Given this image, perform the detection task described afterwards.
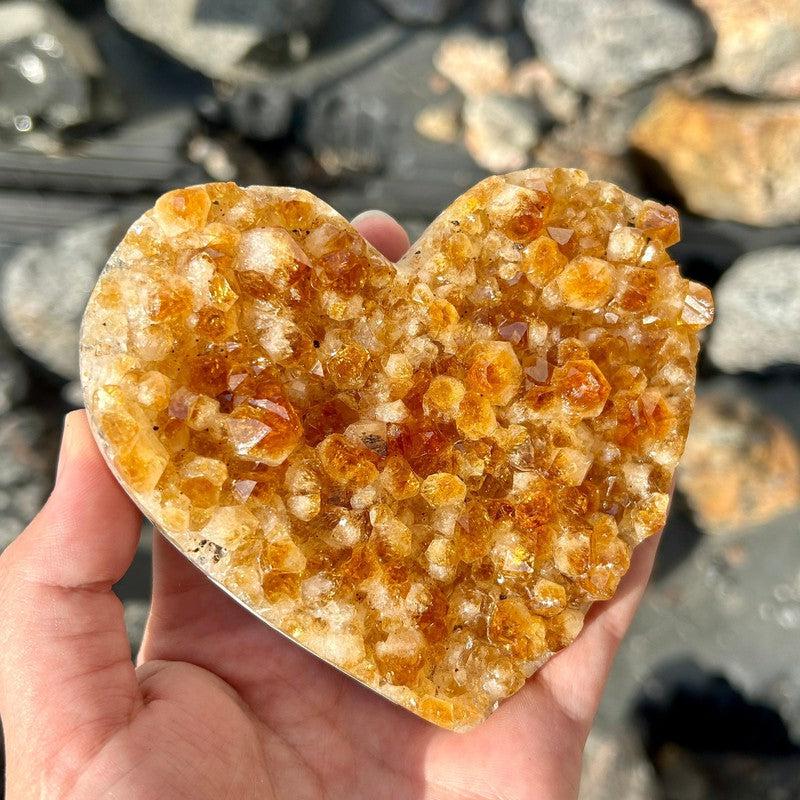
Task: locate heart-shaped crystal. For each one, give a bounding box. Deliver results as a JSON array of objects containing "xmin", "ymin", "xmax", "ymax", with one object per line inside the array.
[{"xmin": 80, "ymin": 168, "xmax": 713, "ymax": 731}]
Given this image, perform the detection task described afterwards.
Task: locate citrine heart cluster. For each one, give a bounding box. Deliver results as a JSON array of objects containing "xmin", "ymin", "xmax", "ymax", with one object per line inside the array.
[{"xmin": 80, "ymin": 168, "xmax": 713, "ymax": 730}]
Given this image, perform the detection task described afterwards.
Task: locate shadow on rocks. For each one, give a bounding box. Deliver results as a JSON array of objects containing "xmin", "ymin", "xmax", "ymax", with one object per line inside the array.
[{"xmin": 635, "ymin": 658, "xmax": 800, "ymax": 800}]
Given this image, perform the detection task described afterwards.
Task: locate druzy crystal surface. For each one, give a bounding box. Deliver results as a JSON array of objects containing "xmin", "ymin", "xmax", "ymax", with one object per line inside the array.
[{"xmin": 80, "ymin": 169, "xmax": 713, "ymax": 730}]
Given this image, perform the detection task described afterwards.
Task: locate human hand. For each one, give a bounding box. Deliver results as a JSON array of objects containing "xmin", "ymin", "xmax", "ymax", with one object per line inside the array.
[{"xmin": 0, "ymin": 211, "xmax": 660, "ymax": 800}]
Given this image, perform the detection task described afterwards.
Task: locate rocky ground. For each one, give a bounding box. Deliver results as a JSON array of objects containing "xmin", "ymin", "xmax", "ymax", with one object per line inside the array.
[{"xmin": 1, "ymin": 0, "xmax": 800, "ymax": 796}]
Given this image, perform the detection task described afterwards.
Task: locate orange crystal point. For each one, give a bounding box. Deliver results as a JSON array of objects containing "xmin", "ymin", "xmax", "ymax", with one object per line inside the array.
[{"xmin": 80, "ymin": 170, "xmax": 712, "ymax": 731}]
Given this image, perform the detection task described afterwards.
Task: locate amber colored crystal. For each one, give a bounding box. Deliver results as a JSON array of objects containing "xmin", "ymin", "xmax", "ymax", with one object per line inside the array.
[{"xmin": 80, "ymin": 169, "xmax": 712, "ymax": 731}]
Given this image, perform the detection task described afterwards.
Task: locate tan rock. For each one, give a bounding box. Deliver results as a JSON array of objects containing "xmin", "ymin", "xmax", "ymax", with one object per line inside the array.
[
  {"xmin": 630, "ymin": 90, "xmax": 800, "ymax": 226},
  {"xmin": 695, "ymin": 0, "xmax": 800, "ymax": 98},
  {"xmin": 414, "ymin": 102, "xmax": 461, "ymax": 144},
  {"xmin": 678, "ymin": 392, "xmax": 800, "ymax": 534},
  {"xmin": 433, "ymin": 33, "xmax": 511, "ymax": 97}
]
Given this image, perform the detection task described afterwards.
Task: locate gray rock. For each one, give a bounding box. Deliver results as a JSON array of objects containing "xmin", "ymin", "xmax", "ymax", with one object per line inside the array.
[
  {"xmin": 226, "ymin": 84, "xmax": 294, "ymax": 141},
  {"xmin": 0, "ymin": 342, "xmax": 28, "ymax": 415},
  {"xmin": 523, "ymin": 0, "xmax": 710, "ymax": 95},
  {"xmin": 579, "ymin": 727, "xmax": 662, "ymax": 800},
  {"xmin": 0, "ymin": 215, "xmax": 128, "ymax": 380},
  {"xmin": 0, "ymin": 409, "xmax": 52, "ymax": 551},
  {"xmin": 372, "ymin": 0, "xmax": 464, "ymax": 25},
  {"xmin": 707, "ymin": 247, "xmax": 800, "ymax": 373},
  {"xmin": 463, "ymin": 93, "xmax": 540, "ymax": 172},
  {"xmin": 303, "ymin": 87, "xmax": 392, "ymax": 175},
  {"xmin": 0, "ymin": 0, "xmax": 102, "ymax": 138},
  {"xmin": 107, "ymin": 0, "xmax": 333, "ymax": 81}
]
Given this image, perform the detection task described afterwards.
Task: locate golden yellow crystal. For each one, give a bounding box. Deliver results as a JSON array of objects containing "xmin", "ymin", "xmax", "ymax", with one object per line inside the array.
[{"xmin": 80, "ymin": 169, "xmax": 712, "ymax": 731}]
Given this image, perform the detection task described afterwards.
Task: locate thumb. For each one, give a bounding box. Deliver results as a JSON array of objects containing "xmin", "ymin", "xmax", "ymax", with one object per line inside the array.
[{"xmin": 0, "ymin": 411, "xmax": 142, "ymax": 779}]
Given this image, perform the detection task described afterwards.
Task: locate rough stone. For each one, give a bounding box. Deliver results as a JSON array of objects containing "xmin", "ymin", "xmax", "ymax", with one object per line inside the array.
[
  {"xmin": 107, "ymin": 0, "xmax": 333, "ymax": 81},
  {"xmin": 0, "ymin": 342, "xmax": 28, "ymax": 415},
  {"xmin": 463, "ymin": 93, "xmax": 540, "ymax": 172},
  {"xmin": 433, "ymin": 33, "xmax": 511, "ymax": 97},
  {"xmin": 80, "ymin": 171, "xmax": 710, "ymax": 729},
  {"xmin": 372, "ymin": 0, "xmax": 464, "ymax": 25},
  {"xmin": 303, "ymin": 87, "xmax": 392, "ymax": 175},
  {"xmin": 678, "ymin": 391, "xmax": 800, "ymax": 534},
  {"xmin": 0, "ymin": 409, "xmax": 52, "ymax": 551},
  {"xmin": 432, "ymin": 36, "xmax": 575, "ymax": 172},
  {"xmin": 695, "ymin": 0, "xmax": 800, "ymax": 98},
  {"xmin": 523, "ymin": 0, "xmax": 710, "ymax": 96},
  {"xmin": 631, "ymin": 91, "xmax": 800, "ymax": 226},
  {"xmin": 0, "ymin": 0, "xmax": 103, "ymax": 138},
  {"xmin": 511, "ymin": 59, "xmax": 581, "ymax": 125},
  {"xmin": 579, "ymin": 726, "xmax": 662, "ymax": 800},
  {"xmin": 414, "ymin": 101, "xmax": 461, "ymax": 144},
  {"xmin": 224, "ymin": 84, "xmax": 295, "ymax": 141},
  {"xmin": 707, "ymin": 247, "xmax": 800, "ymax": 372},
  {"xmin": 0, "ymin": 215, "xmax": 128, "ymax": 380}
]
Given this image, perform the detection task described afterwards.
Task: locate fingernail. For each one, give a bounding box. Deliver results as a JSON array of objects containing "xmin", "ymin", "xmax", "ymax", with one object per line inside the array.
[
  {"xmin": 55, "ymin": 413, "xmax": 79, "ymax": 483},
  {"xmin": 351, "ymin": 209, "xmax": 395, "ymax": 226}
]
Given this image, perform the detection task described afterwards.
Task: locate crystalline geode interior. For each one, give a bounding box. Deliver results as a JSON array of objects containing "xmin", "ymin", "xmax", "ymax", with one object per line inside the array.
[{"xmin": 80, "ymin": 168, "xmax": 713, "ymax": 731}]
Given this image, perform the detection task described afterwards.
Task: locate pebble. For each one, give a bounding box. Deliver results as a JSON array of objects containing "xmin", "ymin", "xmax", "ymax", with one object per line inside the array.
[
  {"xmin": 707, "ymin": 248, "xmax": 800, "ymax": 372},
  {"xmin": 631, "ymin": 91, "xmax": 800, "ymax": 226},
  {"xmin": 0, "ymin": 409, "xmax": 52, "ymax": 551},
  {"xmin": 678, "ymin": 390, "xmax": 800, "ymax": 534},
  {"xmin": 463, "ymin": 93, "xmax": 540, "ymax": 172},
  {"xmin": 414, "ymin": 101, "xmax": 461, "ymax": 144},
  {"xmin": 107, "ymin": 0, "xmax": 333, "ymax": 80},
  {"xmin": 303, "ymin": 87, "xmax": 392, "ymax": 175},
  {"xmin": 434, "ymin": 33, "xmax": 511, "ymax": 97},
  {"xmin": 694, "ymin": 0, "xmax": 800, "ymax": 98},
  {"xmin": 0, "ymin": 0, "xmax": 102, "ymax": 139},
  {"xmin": 0, "ymin": 215, "xmax": 128, "ymax": 380},
  {"xmin": 523, "ymin": 0, "xmax": 710, "ymax": 95}
]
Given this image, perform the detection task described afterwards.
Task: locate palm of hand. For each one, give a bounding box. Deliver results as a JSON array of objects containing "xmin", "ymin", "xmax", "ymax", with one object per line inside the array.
[
  {"xmin": 55, "ymin": 519, "xmax": 654, "ymax": 800},
  {"xmin": 0, "ymin": 215, "xmax": 659, "ymax": 800},
  {"xmin": 1, "ymin": 407, "xmax": 657, "ymax": 800}
]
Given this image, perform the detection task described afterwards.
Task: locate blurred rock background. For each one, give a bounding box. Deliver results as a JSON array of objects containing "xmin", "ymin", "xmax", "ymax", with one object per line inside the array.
[{"xmin": 1, "ymin": 0, "xmax": 800, "ymax": 796}]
